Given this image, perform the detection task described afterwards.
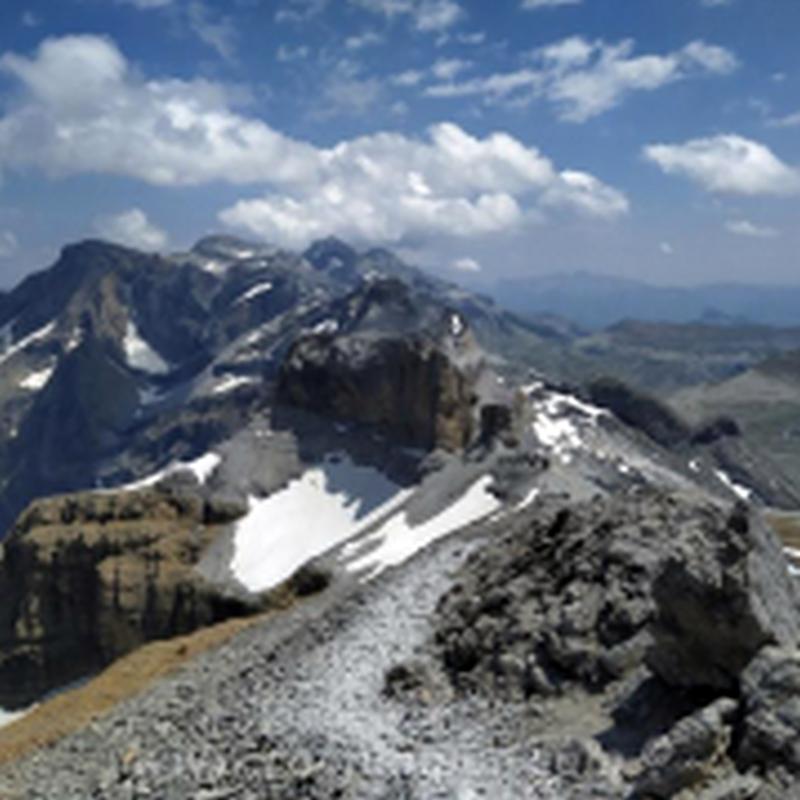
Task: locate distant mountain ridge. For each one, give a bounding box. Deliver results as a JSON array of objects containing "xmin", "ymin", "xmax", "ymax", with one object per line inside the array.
[{"xmin": 489, "ymin": 271, "xmax": 800, "ymax": 329}]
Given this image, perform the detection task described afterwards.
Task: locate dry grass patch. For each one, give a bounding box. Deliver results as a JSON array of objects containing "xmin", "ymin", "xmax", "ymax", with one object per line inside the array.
[
  {"xmin": 766, "ymin": 511, "xmax": 800, "ymax": 553},
  {"xmin": 0, "ymin": 612, "xmax": 267, "ymax": 767}
]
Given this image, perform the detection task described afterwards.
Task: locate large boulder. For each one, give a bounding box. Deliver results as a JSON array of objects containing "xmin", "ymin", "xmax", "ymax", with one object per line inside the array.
[
  {"xmin": 647, "ymin": 502, "xmax": 800, "ymax": 691},
  {"xmin": 427, "ymin": 490, "xmax": 799, "ymax": 699}
]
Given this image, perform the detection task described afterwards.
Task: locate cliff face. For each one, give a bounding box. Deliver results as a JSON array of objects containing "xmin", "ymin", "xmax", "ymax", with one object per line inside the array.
[
  {"xmin": 278, "ymin": 332, "xmax": 476, "ymax": 452},
  {"xmin": 0, "ymin": 486, "xmax": 249, "ymax": 710}
]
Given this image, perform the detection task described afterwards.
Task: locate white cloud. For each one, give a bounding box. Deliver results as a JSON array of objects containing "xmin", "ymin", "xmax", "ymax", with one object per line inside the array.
[
  {"xmin": 116, "ymin": 0, "xmax": 236, "ymax": 59},
  {"xmin": 659, "ymin": 241, "xmax": 674, "ymax": 255},
  {"xmin": 318, "ymin": 60, "xmax": 383, "ymax": 116},
  {"xmin": 425, "ymin": 36, "xmax": 738, "ymax": 122},
  {"xmin": 345, "ymin": 31, "xmax": 384, "ymax": 50},
  {"xmin": 220, "ymin": 122, "xmax": 628, "ymax": 248},
  {"xmin": 725, "ymin": 219, "xmax": 779, "ymax": 239},
  {"xmin": 0, "ymin": 231, "xmax": 18, "ymax": 259},
  {"xmin": 415, "ymin": 0, "xmax": 463, "ymax": 31},
  {"xmin": 431, "ymin": 58, "xmax": 471, "ymax": 81},
  {"xmin": 644, "ymin": 135, "xmax": 800, "ymax": 195},
  {"xmin": 457, "ymin": 31, "xmax": 486, "ymax": 45},
  {"xmin": 185, "ymin": 1, "xmax": 237, "ymax": 61},
  {"xmin": 350, "ymin": 0, "xmax": 464, "ymax": 32},
  {"xmin": 522, "ymin": 0, "xmax": 582, "ymax": 8},
  {"xmin": 540, "ymin": 170, "xmax": 630, "ymax": 219},
  {"xmin": 541, "ymin": 38, "xmax": 737, "ymax": 122},
  {"xmin": 277, "ymin": 44, "xmax": 311, "ymax": 62},
  {"xmin": 93, "ymin": 208, "xmax": 169, "ymax": 251},
  {"xmin": 275, "ymin": 0, "xmax": 328, "ymax": 23},
  {"xmin": 392, "ymin": 69, "xmax": 425, "ymax": 87},
  {"xmin": 21, "ymin": 11, "xmax": 41, "ymax": 27},
  {"xmin": 0, "ymin": 35, "xmax": 320, "ymax": 186},
  {"xmin": 767, "ymin": 110, "xmax": 800, "ymax": 128},
  {"xmin": 0, "ymin": 36, "xmax": 627, "ymax": 252},
  {"xmin": 450, "ymin": 256, "xmax": 481, "ymax": 272}
]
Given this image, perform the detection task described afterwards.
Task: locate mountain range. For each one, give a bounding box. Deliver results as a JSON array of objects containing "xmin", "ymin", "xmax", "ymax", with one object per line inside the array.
[
  {"xmin": 0, "ymin": 236, "xmax": 799, "ymax": 797},
  {"xmin": 477, "ymin": 271, "xmax": 800, "ymax": 330}
]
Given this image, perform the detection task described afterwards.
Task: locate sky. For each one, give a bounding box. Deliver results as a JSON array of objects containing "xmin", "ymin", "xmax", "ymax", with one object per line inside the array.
[{"xmin": 0, "ymin": 0, "xmax": 798, "ymax": 288}]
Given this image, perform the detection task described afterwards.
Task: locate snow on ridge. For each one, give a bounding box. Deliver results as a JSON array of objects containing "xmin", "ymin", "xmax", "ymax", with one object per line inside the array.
[
  {"xmin": 108, "ymin": 452, "xmax": 222, "ymax": 493},
  {"xmin": 19, "ymin": 365, "xmax": 55, "ymax": 391},
  {"xmin": 312, "ymin": 319, "xmax": 339, "ymax": 336},
  {"xmin": 123, "ymin": 321, "xmax": 170, "ymax": 375},
  {"xmin": 714, "ymin": 469, "xmax": 754, "ymax": 502},
  {"xmin": 232, "ymin": 455, "xmax": 413, "ymax": 593},
  {"xmin": 0, "ymin": 704, "xmax": 34, "ymax": 731},
  {"xmin": 235, "ymin": 281, "xmax": 273, "ymax": 305},
  {"xmin": 528, "ymin": 386, "xmax": 607, "ymax": 465},
  {"xmin": 0, "ymin": 321, "xmax": 56, "ymax": 367},
  {"xmin": 211, "ymin": 374, "xmax": 258, "ymax": 395},
  {"xmin": 346, "ymin": 476, "xmax": 501, "ymax": 580}
]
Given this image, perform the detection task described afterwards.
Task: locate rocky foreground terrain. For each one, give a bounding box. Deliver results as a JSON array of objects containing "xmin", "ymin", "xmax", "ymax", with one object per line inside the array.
[
  {"xmin": 1, "ymin": 236, "xmax": 800, "ymax": 797},
  {"xmin": 2, "ymin": 488, "xmax": 800, "ymax": 798}
]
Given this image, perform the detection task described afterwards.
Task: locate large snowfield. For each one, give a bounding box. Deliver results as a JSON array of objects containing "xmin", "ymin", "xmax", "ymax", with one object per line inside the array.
[{"xmin": 231, "ymin": 455, "xmax": 413, "ymax": 593}]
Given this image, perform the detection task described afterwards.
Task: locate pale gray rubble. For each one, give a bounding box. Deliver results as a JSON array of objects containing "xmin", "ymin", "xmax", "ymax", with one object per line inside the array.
[{"xmin": 0, "ymin": 512, "xmax": 618, "ymax": 799}]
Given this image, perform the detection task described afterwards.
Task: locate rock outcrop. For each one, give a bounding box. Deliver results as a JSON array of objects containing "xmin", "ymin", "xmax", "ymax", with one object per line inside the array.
[
  {"xmin": 278, "ymin": 331, "xmax": 476, "ymax": 452},
  {"xmin": 416, "ymin": 489, "xmax": 800, "ymax": 796},
  {"xmin": 0, "ymin": 484, "xmax": 250, "ymax": 710}
]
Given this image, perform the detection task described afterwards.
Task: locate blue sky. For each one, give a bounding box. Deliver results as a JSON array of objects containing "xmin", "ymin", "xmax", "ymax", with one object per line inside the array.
[{"xmin": 0, "ymin": 0, "xmax": 798, "ymax": 287}]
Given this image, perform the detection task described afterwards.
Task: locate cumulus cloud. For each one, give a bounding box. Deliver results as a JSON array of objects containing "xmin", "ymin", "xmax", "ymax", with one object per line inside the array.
[
  {"xmin": 540, "ymin": 170, "xmax": 630, "ymax": 219},
  {"xmin": 425, "ymin": 36, "xmax": 738, "ymax": 121},
  {"xmin": 725, "ymin": 219, "xmax": 779, "ymax": 239},
  {"xmin": 0, "ymin": 36, "xmax": 627, "ymax": 251},
  {"xmin": 0, "ymin": 35, "xmax": 320, "ymax": 186},
  {"xmin": 93, "ymin": 208, "xmax": 169, "ymax": 251},
  {"xmin": 0, "ymin": 231, "xmax": 18, "ymax": 259},
  {"xmin": 219, "ymin": 123, "xmax": 628, "ymax": 248},
  {"xmin": 644, "ymin": 135, "xmax": 800, "ymax": 195}
]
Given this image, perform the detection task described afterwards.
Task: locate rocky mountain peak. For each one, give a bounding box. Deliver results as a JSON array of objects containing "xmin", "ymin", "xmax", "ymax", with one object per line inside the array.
[{"xmin": 303, "ymin": 236, "xmax": 358, "ymax": 272}]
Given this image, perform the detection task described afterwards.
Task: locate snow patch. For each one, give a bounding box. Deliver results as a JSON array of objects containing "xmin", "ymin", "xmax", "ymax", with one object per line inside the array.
[
  {"xmin": 312, "ymin": 319, "xmax": 339, "ymax": 336},
  {"xmin": 0, "ymin": 705, "xmax": 33, "ymax": 730},
  {"xmin": 529, "ymin": 388, "xmax": 607, "ymax": 464},
  {"xmin": 516, "ymin": 486, "xmax": 540, "ymax": 511},
  {"xmin": 0, "ymin": 321, "xmax": 56, "ymax": 366},
  {"xmin": 232, "ymin": 455, "xmax": 412, "ymax": 593},
  {"xmin": 450, "ymin": 313, "xmax": 464, "ymax": 337},
  {"xmin": 689, "ymin": 459, "xmax": 701, "ymax": 473},
  {"xmin": 65, "ymin": 328, "xmax": 82, "ymax": 353},
  {"xmin": 347, "ymin": 476, "xmax": 501, "ymax": 579},
  {"xmin": 19, "ymin": 365, "xmax": 55, "ymax": 390},
  {"xmin": 123, "ymin": 322, "xmax": 170, "ymax": 375},
  {"xmin": 211, "ymin": 374, "xmax": 258, "ymax": 395},
  {"xmin": 235, "ymin": 281, "xmax": 273, "ymax": 305},
  {"xmin": 114, "ymin": 452, "xmax": 222, "ymax": 493},
  {"xmin": 714, "ymin": 469, "xmax": 754, "ymax": 501}
]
